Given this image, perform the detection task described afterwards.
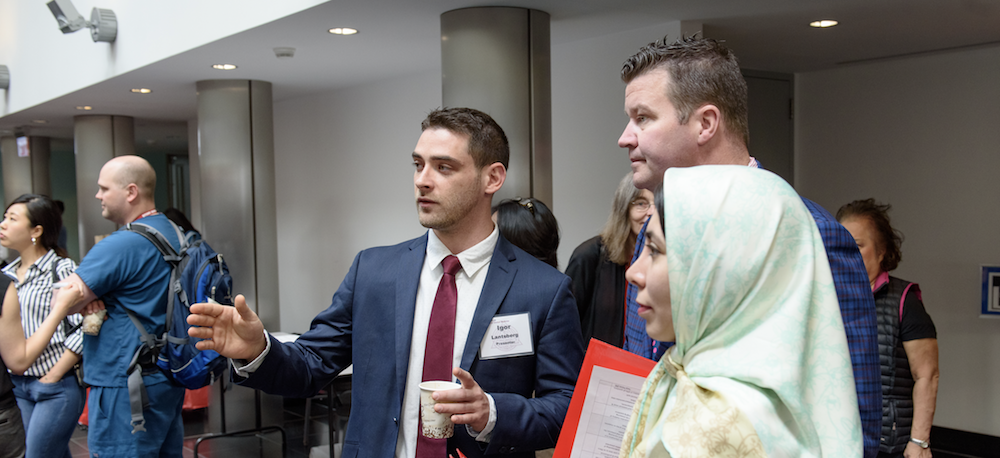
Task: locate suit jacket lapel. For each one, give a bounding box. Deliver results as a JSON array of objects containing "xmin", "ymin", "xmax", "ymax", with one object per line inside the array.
[
  {"xmin": 460, "ymin": 235, "xmax": 517, "ymax": 370},
  {"xmin": 395, "ymin": 234, "xmax": 427, "ymax": 392}
]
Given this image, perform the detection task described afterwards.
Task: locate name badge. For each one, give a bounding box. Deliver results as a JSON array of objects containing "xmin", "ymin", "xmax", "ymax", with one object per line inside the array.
[{"xmin": 479, "ymin": 312, "xmax": 533, "ymax": 360}]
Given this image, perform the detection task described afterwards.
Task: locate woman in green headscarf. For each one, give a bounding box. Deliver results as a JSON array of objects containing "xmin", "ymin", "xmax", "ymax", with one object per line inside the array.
[{"xmin": 621, "ymin": 166, "xmax": 861, "ymax": 458}]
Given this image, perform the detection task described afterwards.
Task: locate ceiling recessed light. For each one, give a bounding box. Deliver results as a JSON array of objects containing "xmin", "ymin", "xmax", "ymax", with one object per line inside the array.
[
  {"xmin": 810, "ymin": 20, "xmax": 838, "ymax": 28},
  {"xmin": 76, "ymin": 106, "xmax": 93, "ymax": 110},
  {"xmin": 328, "ymin": 27, "xmax": 358, "ymax": 35},
  {"xmin": 212, "ymin": 64, "xmax": 238, "ymax": 70},
  {"xmin": 130, "ymin": 88, "xmax": 152, "ymax": 94},
  {"xmin": 32, "ymin": 119, "xmax": 48, "ymax": 124}
]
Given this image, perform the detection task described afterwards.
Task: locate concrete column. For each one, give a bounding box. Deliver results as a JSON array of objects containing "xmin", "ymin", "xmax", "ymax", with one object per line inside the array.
[
  {"xmin": 195, "ymin": 80, "xmax": 279, "ymax": 329},
  {"xmin": 441, "ymin": 7, "xmax": 552, "ymax": 205},
  {"xmin": 1, "ymin": 136, "xmax": 52, "ymax": 202},
  {"xmin": 195, "ymin": 79, "xmax": 281, "ymax": 433},
  {"xmin": 31, "ymin": 137, "xmax": 52, "ymax": 198},
  {"xmin": 1, "ymin": 136, "xmax": 31, "ymax": 202},
  {"xmin": 186, "ymin": 118, "xmax": 202, "ymax": 231},
  {"xmin": 73, "ymin": 115, "xmax": 134, "ymax": 257}
]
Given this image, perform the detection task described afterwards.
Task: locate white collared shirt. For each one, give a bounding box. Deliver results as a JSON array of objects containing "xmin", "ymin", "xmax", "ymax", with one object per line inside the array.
[
  {"xmin": 395, "ymin": 226, "xmax": 499, "ymax": 457},
  {"xmin": 2, "ymin": 250, "xmax": 81, "ymax": 376}
]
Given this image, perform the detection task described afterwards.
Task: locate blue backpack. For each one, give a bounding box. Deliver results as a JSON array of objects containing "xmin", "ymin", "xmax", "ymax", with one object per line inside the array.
[{"xmin": 124, "ymin": 220, "xmax": 234, "ymax": 390}]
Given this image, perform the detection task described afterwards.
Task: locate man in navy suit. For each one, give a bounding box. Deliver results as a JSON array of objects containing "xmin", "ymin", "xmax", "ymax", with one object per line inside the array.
[{"xmin": 189, "ymin": 107, "xmax": 585, "ymax": 458}]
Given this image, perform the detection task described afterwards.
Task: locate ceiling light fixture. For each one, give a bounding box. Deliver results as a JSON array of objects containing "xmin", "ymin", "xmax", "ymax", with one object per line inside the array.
[
  {"xmin": 130, "ymin": 88, "xmax": 152, "ymax": 93},
  {"xmin": 328, "ymin": 27, "xmax": 358, "ymax": 35},
  {"xmin": 32, "ymin": 120, "xmax": 48, "ymax": 124},
  {"xmin": 212, "ymin": 64, "xmax": 237, "ymax": 70},
  {"xmin": 810, "ymin": 19, "xmax": 838, "ymax": 28},
  {"xmin": 76, "ymin": 106, "xmax": 92, "ymax": 110}
]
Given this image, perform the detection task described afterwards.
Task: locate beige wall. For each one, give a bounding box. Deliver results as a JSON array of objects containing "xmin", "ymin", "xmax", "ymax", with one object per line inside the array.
[
  {"xmin": 795, "ymin": 44, "xmax": 1000, "ymax": 434},
  {"xmin": 272, "ymin": 69, "xmax": 440, "ymax": 330}
]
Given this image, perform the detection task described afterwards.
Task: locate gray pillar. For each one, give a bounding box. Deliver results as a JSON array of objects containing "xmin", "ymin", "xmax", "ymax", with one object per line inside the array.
[
  {"xmin": 441, "ymin": 7, "xmax": 552, "ymax": 205},
  {"xmin": 1, "ymin": 136, "xmax": 52, "ymax": 201},
  {"xmin": 1, "ymin": 136, "xmax": 31, "ymax": 202},
  {"xmin": 73, "ymin": 115, "xmax": 135, "ymax": 257},
  {"xmin": 31, "ymin": 137, "xmax": 52, "ymax": 198},
  {"xmin": 195, "ymin": 80, "xmax": 279, "ymax": 330},
  {"xmin": 186, "ymin": 118, "xmax": 202, "ymax": 231},
  {"xmin": 196, "ymin": 79, "xmax": 281, "ymax": 433}
]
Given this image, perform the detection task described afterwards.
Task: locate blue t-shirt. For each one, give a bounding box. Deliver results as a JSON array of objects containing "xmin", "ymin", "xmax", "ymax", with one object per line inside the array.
[{"xmin": 75, "ymin": 214, "xmax": 180, "ymax": 387}]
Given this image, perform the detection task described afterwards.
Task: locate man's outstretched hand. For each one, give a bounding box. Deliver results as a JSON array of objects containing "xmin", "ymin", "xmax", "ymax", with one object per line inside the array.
[{"xmin": 188, "ymin": 294, "xmax": 267, "ymax": 361}]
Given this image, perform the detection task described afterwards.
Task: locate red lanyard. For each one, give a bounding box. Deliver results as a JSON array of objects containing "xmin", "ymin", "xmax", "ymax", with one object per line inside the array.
[{"xmin": 131, "ymin": 209, "xmax": 158, "ymax": 223}]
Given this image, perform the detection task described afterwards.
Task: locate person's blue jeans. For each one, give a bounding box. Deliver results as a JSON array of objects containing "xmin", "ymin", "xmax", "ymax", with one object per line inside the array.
[{"xmin": 10, "ymin": 373, "xmax": 85, "ymax": 458}]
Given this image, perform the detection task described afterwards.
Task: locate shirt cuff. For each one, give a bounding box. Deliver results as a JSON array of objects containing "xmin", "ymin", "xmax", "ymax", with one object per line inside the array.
[
  {"xmin": 465, "ymin": 393, "xmax": 497, "ymax": 442},
  {"xmin": 231, "ymin": 329, "xmax": 271, "ymax": 377}
]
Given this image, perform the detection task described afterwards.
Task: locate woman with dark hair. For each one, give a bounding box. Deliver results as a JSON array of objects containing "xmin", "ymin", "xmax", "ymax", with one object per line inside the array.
[
  {"xmin": 492, "ymin": 197, "xmax": 560, "ymax": 269},
  {"xmin": 0, "ymin": 194, "xmax": 84, "ymax": 458},
  {"xmin": 163, "ymin": 207, "xmax": 198, "ymax": 235},
  {"xmin": 838, "ymin": 199, "xmax": 938, "ymax": 458},
  {"xmin": 621, "ymin": 166, "xmax": 860, "ymax": 457},
  {"xmin": 565, "ymin": 173, "xmax": 652, "ymax": 346}
]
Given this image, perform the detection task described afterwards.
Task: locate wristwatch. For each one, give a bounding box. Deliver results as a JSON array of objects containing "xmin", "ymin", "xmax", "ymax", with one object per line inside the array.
[{"xmin": 909, "ymin": 437, "xmax": 930, "ymax": 449}]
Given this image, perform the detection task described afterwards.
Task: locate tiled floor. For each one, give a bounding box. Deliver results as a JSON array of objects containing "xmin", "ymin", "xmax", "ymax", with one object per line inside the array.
[{"xmin": 68, "ymin": 397, "xmax": 334, "ymax": 458}]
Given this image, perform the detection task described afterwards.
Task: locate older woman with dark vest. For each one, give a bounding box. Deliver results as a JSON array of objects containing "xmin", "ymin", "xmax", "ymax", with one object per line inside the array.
[{"xmin": 838, "ymin": 199, "xmax": 939, "ymax": 458}]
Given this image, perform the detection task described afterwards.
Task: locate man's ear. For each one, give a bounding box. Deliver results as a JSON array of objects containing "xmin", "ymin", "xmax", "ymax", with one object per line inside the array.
[
  {"xmin": 483, "ymin": 163, "xmax": 506, "ymax": 196},
  {"xmin": 125, "ymin": 183, "xmax": 140, "ymax": 203},
  {"xmin": 692, "ymin": 104, "xmax": 721, "ymax": 146}
]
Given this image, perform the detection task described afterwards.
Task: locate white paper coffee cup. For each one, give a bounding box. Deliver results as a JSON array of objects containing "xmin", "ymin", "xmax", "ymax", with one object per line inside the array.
[{"xmin": 418, "ymin": 380, "xmax": 461, "ymax": 439}]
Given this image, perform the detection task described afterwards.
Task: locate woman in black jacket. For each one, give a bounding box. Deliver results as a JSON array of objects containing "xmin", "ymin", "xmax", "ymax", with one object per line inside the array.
[{"xmin": 565, "ymin": 173, "xmax": 652, "ymax": 347}]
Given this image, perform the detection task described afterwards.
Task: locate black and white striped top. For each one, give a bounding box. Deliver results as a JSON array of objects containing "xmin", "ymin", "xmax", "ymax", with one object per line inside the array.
[{"xmin": 2, "ymin": 250, "xmax": 81, "ymax": 377}]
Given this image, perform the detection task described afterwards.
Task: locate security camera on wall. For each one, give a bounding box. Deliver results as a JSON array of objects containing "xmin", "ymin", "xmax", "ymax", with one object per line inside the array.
[{"xmin": 46, "ymin": 0, "xmax": 117, "ymax": 43}]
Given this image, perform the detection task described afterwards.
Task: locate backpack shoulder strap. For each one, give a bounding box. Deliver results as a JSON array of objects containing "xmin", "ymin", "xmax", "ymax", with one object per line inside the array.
[
  {"xmin": 125, "ymin": 220, "xmax": 191, "ymax": 339},
  {"xmin": 125, "ymin": 222, "xmax": 182, "ymax": 264},
  {"xmin": 123, "ymin": 306, "xmax": 160, "ymax": 351}
]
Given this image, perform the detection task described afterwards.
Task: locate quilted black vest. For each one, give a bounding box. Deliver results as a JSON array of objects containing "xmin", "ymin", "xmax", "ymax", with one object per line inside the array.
[{"xmin": 876, "ymin": 276, "xmax": 917, "ymax": 454}]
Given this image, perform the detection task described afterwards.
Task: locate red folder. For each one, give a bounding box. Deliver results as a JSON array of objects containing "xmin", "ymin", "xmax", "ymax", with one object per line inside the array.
[{"xmin": 553, "ymin": 339, "xmax": 656, "ymax": 458}]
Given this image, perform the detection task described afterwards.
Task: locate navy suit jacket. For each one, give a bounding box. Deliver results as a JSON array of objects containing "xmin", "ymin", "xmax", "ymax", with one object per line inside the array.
[{"xmin": 241, "ymin": 233, "xmax": 585, "ymax": 458}]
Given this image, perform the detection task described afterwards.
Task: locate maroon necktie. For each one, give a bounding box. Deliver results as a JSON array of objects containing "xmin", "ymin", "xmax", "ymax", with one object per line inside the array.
[{"xmin": 416, "ymin": 255, "xmax": 462, "ymax": 458}]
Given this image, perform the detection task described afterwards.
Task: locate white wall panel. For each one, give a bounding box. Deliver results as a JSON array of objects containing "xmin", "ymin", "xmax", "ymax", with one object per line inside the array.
[{"xmin": 795, "ymin": 43, "xmax": 1000, "ymax": 434}]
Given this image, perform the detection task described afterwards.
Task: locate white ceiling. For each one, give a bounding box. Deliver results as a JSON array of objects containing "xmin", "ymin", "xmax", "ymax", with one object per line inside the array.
[{"xmin": 4, "ymin": 0, "xmax": 1000, "ymax": 148}]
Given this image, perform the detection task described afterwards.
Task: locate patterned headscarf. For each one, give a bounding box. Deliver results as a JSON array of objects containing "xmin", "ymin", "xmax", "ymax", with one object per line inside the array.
[{"xmin": 620, "ymin": 166, "xmax": 861, "ymax": 458}]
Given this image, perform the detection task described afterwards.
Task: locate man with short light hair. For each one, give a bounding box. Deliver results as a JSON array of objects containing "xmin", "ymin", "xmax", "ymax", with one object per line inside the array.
[
  {"xmin": 617, "ymin": 36, "xmax": 880, "ymax": 458},
  {"xmin": 62, "ymin": 155, "xmax": 186, "ymax": 457}
]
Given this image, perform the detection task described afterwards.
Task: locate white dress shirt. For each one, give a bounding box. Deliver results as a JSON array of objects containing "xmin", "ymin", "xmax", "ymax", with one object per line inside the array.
[{"xmin": 395, "ymin": 226, "xmax": 499, "ymax": 457}]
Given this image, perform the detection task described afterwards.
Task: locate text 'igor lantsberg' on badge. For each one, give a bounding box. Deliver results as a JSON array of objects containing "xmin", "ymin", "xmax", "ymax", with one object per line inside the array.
[{"xmin": 480, "ymin": 312, "xmax": 534, "ymax": 359}]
